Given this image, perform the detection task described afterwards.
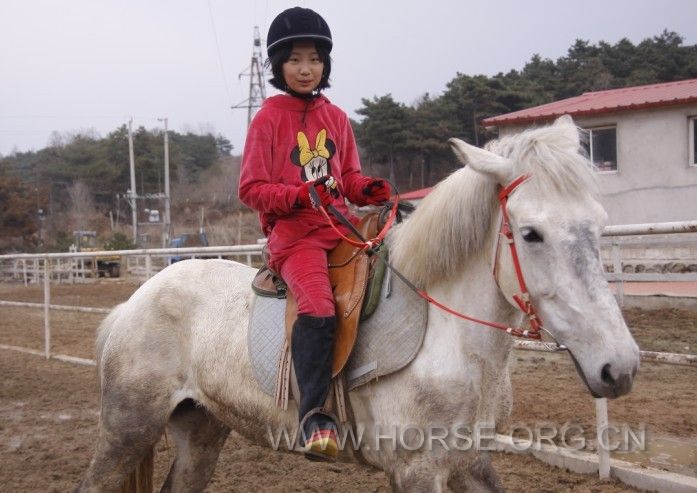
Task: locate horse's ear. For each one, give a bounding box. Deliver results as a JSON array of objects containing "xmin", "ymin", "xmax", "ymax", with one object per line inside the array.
[
  {"xmin": 554, "ymin": 114, "xmax": 574, "ymax": 126},
  {"xmin": 448, "ymin": 138, "xmax": 513, "ymax": 184},
  {"xmin": 553, "ymin": 114, "xmax": 580, "ymax": 148}
]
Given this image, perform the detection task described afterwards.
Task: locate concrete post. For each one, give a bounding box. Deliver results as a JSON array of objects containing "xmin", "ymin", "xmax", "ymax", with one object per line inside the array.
[
  {"xmin": 145, "ymin": 254, "xmax": 152, "ymax": 280},
  {"xmin": 43, "ymin": 258, "xmax": 51, "ymax": 359},
  {"xmin": 611, "ymin": 242, "xmax": 624, "ymax": 306},
  {"xmin": 596, "ymin": 398, "xmax": 610, "ymax": 479}
]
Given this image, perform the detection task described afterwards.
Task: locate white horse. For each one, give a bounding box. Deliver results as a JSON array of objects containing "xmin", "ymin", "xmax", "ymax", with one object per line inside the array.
[{"xmin": 78, "ymin": 116, "xmax": 639, "ymax": 492}]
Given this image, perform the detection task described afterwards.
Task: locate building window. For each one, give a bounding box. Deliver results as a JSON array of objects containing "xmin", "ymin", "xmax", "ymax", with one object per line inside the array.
[
  {"xmin": 690, "ymin": 117, "xmax": 697, "ymax": 166},
  {"xmin": 583, "ymin": 126, "xmax": 617, "ymax": 172}
]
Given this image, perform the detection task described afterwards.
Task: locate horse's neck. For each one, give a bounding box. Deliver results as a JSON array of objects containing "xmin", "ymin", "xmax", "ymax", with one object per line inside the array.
[
  {"xmin": 391, "ymin": 168, "xmax": 521, "ymax": 365},
  {"xmin": 424, "ymin": 234, "xmax": 518, "ymax": 364}
]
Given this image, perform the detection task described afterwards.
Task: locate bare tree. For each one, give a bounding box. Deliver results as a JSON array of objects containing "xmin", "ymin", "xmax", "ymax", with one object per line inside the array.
[{"xmin": 67, "ymin": 181, "xmax": 99, "ymax": 233}]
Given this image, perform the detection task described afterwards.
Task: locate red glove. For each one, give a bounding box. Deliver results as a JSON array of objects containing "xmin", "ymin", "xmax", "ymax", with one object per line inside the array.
[
  {"xmin": 296, "ymin": 176, "xmax": 339, "ymax": 209},
  {"xmin": 361, "ymin": 177, "xmax": 391, "ymax": 205}
]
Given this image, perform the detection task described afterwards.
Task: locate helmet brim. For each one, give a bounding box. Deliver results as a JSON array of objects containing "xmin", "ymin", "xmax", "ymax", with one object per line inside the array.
[{"xmin": 267, "ymin": 34, "xmax": 333, "ymax": 55}]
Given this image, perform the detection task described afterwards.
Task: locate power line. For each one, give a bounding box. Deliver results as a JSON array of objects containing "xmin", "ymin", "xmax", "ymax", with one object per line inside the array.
[{"xmin": 207, "ymin": 0, "xmax": 233, "ymax": 106}]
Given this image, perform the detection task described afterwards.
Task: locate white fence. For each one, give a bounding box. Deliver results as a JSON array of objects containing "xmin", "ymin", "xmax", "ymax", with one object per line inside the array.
[
  {"xmin": 601, "ymin": 220, "xmax": 697, "ymax": 306},
  {"xmin": 0, "ymin": 244, "xmax": 266, "ymax": 285},
  {"xmin": 0, "ymin": 244, "xmax": 264, "ymax": 360}
]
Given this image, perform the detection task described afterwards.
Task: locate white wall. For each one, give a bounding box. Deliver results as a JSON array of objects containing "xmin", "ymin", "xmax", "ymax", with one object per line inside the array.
[{"xmin": 496, "ymin": 105, "xmax": 697, "ymax": 225}]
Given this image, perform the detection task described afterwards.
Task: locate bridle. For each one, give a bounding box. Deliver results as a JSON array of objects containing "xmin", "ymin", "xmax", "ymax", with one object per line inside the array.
[
  {"xmin": 491, "ymin": 174, "xmax": 543, "ymax": 339},
  {"xmin": 314, "ymin": 174, "xmax": 554, "ymax": 341}
]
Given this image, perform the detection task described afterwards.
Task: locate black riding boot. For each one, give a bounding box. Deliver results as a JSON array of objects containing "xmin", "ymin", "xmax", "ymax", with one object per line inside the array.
[{"xmin": 291, "ymin": 314, "xmax": 337, "ymax": 439}]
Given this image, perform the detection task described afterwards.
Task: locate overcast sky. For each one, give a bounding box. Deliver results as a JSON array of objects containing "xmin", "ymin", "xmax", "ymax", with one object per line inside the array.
[{"xmin": 1, "ymin": 0, "xmax": 696, "ymax": 157}]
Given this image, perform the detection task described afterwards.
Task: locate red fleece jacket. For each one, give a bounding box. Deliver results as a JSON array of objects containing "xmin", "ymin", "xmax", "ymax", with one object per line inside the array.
[{"xmin": 239, "ymin": 94, "xmax": 369, "ymax": 258}]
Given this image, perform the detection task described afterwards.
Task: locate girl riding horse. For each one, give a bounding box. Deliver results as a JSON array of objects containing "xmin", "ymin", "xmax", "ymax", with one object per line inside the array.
[{"xmin": 238, "ymin": 7, "xmax": 390, "ymax": 460}]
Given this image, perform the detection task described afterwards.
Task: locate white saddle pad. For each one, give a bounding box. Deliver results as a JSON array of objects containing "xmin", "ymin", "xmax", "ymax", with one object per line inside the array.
[{"xmin": 247, "ymin": 269, "xmax": 428, "ymax": 394}]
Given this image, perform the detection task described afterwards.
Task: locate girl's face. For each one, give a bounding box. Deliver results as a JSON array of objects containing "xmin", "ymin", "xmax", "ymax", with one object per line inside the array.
[{"xmin": 282, "ymin": 41, "xmax": 324, "ymax": 95}]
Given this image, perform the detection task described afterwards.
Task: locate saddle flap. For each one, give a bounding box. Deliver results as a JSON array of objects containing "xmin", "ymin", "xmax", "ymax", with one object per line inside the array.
[
  {"xmin": 326, "ymin": 213, "xmax": 379, "ymax": 376},
  {"xmin": 329, "ymin": 251, "xmax": 369, "ymax": 376}
]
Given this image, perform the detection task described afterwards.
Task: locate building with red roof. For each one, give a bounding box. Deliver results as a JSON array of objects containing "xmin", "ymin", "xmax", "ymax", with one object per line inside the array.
[
  {"xmin": 483, "ymin": 79, "xmax": 697, "ymax": 128},
  {"xmin": 482, "ymin": 79, "xmax": 697, "ymax": 225}
]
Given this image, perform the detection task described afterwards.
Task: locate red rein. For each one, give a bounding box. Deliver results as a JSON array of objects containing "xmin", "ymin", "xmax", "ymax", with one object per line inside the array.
[
  {"xmin": 316, "ymin": 196, "xmax": 399, "ymax": 251},
  {"xmin": 318, "ymin": 174, "xmax": 544, "ymax": 340}
]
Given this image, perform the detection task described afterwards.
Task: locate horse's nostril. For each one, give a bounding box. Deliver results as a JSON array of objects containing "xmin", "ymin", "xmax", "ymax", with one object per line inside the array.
[{"xmin": 600, "ymin": 363, "xmax": 616, "ymax": 387}]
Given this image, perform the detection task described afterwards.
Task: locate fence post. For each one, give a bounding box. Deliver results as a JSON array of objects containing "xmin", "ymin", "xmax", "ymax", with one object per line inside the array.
[
  {"xmin": 595, "ymin": 398, "xmax": 610, "ymax": 478},
  {"xmin": 43, "ymin": 257, "xmax": 51, "ymax": 359},
  {"xmin": 611, "ymin": 242, "xmax": 624, "ymax": 307},
  {"xmin": 22, "ymin": 259, "xmax": 28, "ymax": 286},
  {"xmin": 145, "ymin": 253, "xmax": 152, "ymax": 280}
]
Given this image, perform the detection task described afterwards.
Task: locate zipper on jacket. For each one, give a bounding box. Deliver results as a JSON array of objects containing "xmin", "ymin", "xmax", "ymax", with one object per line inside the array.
[{"xmin": 301, "ymin": 99, "xmax": 310, "ymax": 128}]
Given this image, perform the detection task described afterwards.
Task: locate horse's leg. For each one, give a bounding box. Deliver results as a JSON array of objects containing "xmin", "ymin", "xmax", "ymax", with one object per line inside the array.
[
  {"xmin": 447, "ymin": 453, "xmax": 505, "ymax": 493},
  {"xmin": 160, "ymin": 399, "xmax": 231, "ymax": 493},
  {"xmin": 77, "ymin": 385, "xmax": 171, "ymax": 492},
  {"xmin": 388, "ymin": 456, "xmax": 450, "ymax": 492},
  {"xmin": 494, "ymin": 370, "xmax": 513, "ymax": 433}
]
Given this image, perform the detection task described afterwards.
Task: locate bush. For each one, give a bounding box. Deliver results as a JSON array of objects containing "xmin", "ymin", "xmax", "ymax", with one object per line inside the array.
[
  {"xmin": 50, "ymin": 231, "xmax": 74, "ymax": 253},
  {"xmin": 103, "ymin": 232, "xmax": 135, "ymax": 251}
]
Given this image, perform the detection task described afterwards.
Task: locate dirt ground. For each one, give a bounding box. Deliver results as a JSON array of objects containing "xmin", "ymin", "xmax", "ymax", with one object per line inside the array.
[{"xmin": 1, "ymin": 281, "xmax": 696, "ymax": 492}]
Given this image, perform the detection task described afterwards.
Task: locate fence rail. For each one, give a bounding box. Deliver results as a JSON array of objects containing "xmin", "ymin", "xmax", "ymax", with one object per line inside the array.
[
  {"xmin": 0, "ymin": 300, "xmax": 111, "ymax": 314},
  {"xmin": 0, "ymin": 243, "xmax": 266, "ymax": 260},
  {"xmin": 602, "ymin": 220, "xmax": 697, "ymax": 236},
  {"xmin": 0, "ymin": 244, "xmax": 266, "ymax": 284}
]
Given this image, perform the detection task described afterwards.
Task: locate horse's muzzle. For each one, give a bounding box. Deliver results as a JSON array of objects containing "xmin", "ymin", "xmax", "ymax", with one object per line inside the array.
[
  {"xmin": 598, "ymin": 362, "xmax": 637, "ymax": 398},
  {"xmin": 568, "ymin": 350, "xmax": 639, "ymax": 399}
]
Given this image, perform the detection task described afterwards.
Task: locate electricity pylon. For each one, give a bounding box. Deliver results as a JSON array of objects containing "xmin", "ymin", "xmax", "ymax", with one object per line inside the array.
[{"xmin": 232, "ymin": 26, "xmax": 267, "ymax": 127}]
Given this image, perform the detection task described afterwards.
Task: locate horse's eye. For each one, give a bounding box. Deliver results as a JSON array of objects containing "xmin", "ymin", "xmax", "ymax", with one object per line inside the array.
[{"xmin": 521, "ymin": 227, "xmax": 543, "ymax": 243}]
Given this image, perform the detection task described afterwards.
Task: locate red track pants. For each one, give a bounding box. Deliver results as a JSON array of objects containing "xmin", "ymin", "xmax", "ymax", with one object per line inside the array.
[{"xmin": 279, "ymin": 247, "xmax": 336, "ymax": 317}]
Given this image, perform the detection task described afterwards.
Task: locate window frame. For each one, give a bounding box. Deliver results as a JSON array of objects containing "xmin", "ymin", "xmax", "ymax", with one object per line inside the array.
[{"xmin": 584, "ymin": 125, "xmax": 618, "ymax": 174}]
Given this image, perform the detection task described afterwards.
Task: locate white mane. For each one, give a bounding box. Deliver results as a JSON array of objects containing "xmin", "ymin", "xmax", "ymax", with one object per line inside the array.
[
  {"xmin": 389, "ymin": 167, "xmax": 498, "ymax": 288},
  {"xmin": 486, "ymin": 122, "xmax": 598, "ymax": 198},
  {"xmin": 391, "ymin": 121, "xmax": 597, "ymax": 288}
]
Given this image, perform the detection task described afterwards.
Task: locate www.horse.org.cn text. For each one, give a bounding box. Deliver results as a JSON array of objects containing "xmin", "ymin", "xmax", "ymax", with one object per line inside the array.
[{"xmin": 266, "ymin": 421, "xmax": 646, "ymax": 453}]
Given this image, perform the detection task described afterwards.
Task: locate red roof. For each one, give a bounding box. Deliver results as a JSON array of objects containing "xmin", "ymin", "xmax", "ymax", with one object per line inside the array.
[{"xmin": 482, "ymin": 78, "xmax": 697, "ymax": 127}]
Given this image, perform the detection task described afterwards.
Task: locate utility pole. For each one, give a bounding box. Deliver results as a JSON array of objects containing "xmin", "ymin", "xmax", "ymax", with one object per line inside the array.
[
  {"xmin": 199, "ymin": 206, "xmax": 204, "ymax": 234},
  {"xmin": 158, "ymin": 117, "xmax": 171, "ymax": 247},
  {"xmin": 232, "ymin": 26, "xmax": 267, "ymax": 127},
  {"xmin": 127, "ymin": 119, "xmax": 138, "ymax": 244}
]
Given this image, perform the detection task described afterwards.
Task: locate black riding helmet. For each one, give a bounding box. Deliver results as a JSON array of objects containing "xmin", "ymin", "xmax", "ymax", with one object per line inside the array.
[
  {"xmin": 266, "ymin": 7, "xmax": 333, "ymax": 94},
  {"xmin": 267, "ymin": 7, "xmax": 332, "ymax": 56}
]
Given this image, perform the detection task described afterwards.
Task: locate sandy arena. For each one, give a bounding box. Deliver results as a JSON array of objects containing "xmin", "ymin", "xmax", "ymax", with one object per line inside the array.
[{"xmin": 1, "ymin": 280, "xmax": 695, "ymax": 492}]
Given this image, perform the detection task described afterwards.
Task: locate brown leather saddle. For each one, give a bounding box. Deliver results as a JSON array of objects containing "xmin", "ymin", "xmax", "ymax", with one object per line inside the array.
[{"xmin": 252, "ymin": 213, "xmax": 380, "ymax": 377}]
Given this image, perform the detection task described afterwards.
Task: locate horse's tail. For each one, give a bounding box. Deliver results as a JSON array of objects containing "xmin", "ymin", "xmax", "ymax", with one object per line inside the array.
[{"xmin": 118, "ymin": 448, "xmax": 154, "ymax": 493}]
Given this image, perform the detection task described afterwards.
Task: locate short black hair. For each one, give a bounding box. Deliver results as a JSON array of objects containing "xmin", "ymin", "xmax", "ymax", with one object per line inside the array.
[{"xmin": 267, "ymin": 41, "xmax": 332, "ymax": 93}]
